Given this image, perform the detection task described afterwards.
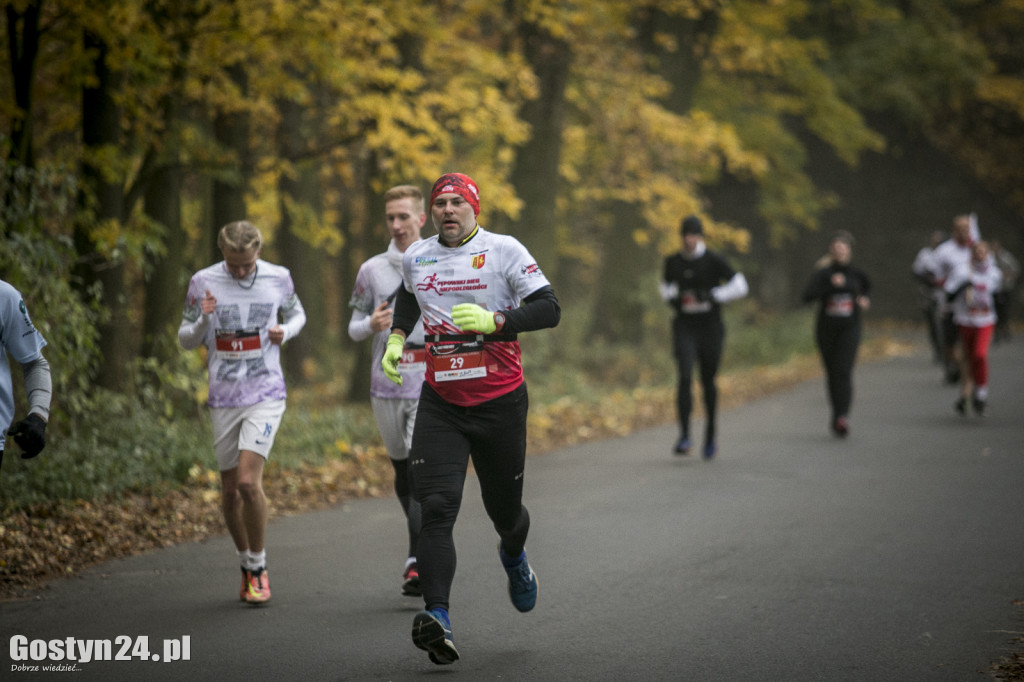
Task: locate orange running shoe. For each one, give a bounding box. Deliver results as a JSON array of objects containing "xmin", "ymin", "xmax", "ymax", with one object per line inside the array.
[{"xmin": 244, "ymin": 567, "xmax": 271, "ymax": 604}]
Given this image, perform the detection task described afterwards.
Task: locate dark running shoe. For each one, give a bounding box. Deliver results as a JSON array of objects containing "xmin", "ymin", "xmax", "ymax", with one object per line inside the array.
[
  {"xmin": 673, "ymin": 437, "xmax": 692, "ymax": 455},
  {"xmin": 702, "ymin": 440, "xmax": 717, "ymax": 459},
  {"xmin": 972, "ymin": 397, "xmax": 986, "ymax": 416},
  {"xmin": 499, "ymin": 542, "xmax": 538, "ymax": 613},
  {"xmin": 412, "ymin": 608, "xmax": 458, "ymax": 665},
  {"xmin": 954, "ymin": 398, "xmax": 967, "ymax": 415}
]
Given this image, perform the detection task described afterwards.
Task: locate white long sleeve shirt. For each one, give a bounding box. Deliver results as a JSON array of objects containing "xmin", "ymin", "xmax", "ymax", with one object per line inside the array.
[{"xmin": 179, "ymin": 259, "xmax": 305, "ymax": 408}]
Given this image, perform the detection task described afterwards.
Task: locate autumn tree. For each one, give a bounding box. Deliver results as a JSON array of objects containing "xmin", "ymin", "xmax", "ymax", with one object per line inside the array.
[{"xmin": 1, "ymin": 0, "xmax": 1021, "ymax": 410}]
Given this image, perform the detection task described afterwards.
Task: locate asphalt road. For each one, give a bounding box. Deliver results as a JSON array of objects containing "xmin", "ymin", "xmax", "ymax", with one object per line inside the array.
[{"xmin": 2, "ymin": 338, "xmax": 1023, "ymax": 681}]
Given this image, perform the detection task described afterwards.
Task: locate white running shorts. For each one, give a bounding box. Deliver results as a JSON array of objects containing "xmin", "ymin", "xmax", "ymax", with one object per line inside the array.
[
  {"xmin": 210, "ymin": 399, "xmax": 286, "ymax": 471},
  {"xmin": 370, "ymin": 396, "xmax": 418, "ymax": 461}
]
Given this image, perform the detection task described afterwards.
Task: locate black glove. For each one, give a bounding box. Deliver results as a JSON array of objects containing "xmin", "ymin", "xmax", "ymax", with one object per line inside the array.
[{"xmin": 8, "ymin": 413, "xmax": 47, "ymax": 459}]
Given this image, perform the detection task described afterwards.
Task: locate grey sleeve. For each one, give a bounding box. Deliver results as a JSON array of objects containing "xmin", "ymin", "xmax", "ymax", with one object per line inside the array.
[{"xmin": 21, "ymin": 355, "xmax": 52, "ymax": 421}]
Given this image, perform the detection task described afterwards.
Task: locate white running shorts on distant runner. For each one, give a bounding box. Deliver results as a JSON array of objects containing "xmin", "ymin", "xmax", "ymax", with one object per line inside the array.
[
  {"xmin": 370, "ymin": 396, "xmax": 418, "ymax": 461},
  {"xmin": 210, "ymin": 399, "xmax": 286, "ymax": 470}
]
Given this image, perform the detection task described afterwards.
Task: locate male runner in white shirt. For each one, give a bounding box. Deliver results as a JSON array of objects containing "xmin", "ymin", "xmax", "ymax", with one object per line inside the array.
[
  {"xmin": 929, "ymin": 214, "xmax": 978, "ymax": 383},
  {"xmin": 179, "ymin": 221, "xmax": 306, "ymax": 604},
  {"xmin": 348, "ymin": 184, "xmax": 427, "ymax": 596}
]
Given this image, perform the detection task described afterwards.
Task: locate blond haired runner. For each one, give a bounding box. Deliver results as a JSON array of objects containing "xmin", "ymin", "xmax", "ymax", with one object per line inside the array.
[{"xmin": 178, "ymin": 221, "xmax": 306, "ymax": 604}]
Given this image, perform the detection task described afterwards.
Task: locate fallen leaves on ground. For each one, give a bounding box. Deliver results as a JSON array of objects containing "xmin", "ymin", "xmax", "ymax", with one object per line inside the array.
[
  {"xmin": 0, "ymin": 337, "xmax": 913, "ymax": 602},
  {"xmin": 0, "ymin": 446, "xmax": 396, "ymax": 601},
  {"xmin": 990, "ymin": 600, "xmax": 1024, "ymax": 681}
]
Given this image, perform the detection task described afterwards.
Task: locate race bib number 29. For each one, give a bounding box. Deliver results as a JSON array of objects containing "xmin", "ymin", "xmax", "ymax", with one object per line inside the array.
[
  {"xmin": 216, "ymin": 328, "xmax": 262, "ymax": 360},
  {"xmin": 430, "ymin": 343, "xmax": 487, "ymax": 382}
]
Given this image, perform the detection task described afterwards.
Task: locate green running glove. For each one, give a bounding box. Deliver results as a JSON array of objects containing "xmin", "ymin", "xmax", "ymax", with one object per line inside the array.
[
  {"xmin": 451, "ymin": 303, "xmax": 496, "ymax": 334},
  {"xmin": 381, "ymin": 333, "xmax": 405, "ymax": 385}
]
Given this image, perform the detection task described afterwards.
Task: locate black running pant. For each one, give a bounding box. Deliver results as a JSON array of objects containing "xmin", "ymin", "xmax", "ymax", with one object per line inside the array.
[
  {"xmin": 391, "ymin": 458, "xmax": 421, "ymax": 559},
  {"xmin": 672, "ymin": 316, "xmax": 725, "ymax": 443},
  {"xmin": 815, "ymin": 318, "xmax": 861, "ymax": 420},
  {"xmin": 409, "ymin": 382, "xmax": 531, "ymax": 612}
]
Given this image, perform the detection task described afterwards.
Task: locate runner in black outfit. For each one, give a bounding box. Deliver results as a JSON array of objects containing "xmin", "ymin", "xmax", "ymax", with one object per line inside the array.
[
  {"xmin": 801, "ymin": 230, "xmax": 872, "ymax": 437},
  {"xmin": 660, "ymin": 215, "xmax": 748, "ymax": 459}
]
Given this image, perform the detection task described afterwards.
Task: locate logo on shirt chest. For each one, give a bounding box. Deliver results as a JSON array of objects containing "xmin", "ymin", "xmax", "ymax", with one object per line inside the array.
[
  {"xmin": 416, "ymin": 273, "xmax": 442, "ymax": 295},
  {"xmin": 415, "ymin": 271, "xmax": 487, "ymax": 296},
  {"xmin": 472, "ymin": 253, "xmax": 486, "ymax": 269}
]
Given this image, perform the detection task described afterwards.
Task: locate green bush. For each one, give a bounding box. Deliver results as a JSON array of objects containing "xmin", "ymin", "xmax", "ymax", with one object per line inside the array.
[
  {"xmin": 0, "ymin": 389, "xmax": 206, "ymax": 508},
  {"xmin": 721, "ymin": 303, "xmax": 817, "ymax": 369},
  {"xmin": 269, "ymin": 397, "xmax": 383, "ymax": 469}
]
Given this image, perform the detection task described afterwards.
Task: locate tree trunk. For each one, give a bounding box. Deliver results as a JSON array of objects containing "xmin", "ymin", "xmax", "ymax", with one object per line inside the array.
[
  {"xmin": 635, "ymin": 5, "xmax": 720, "ymax": 114},
  {"xmin": 74, "ymin": 31, "xmax": 129, "ymax": 391},
  {"xmin": 212, "ymin": 63, "xmax": 250, "ymax": 260},
  {"xmin": 587, "ymin": 200, "xmax": 655, "ymax": 343},
  {"xmin": 344, "ymin": 160, "xmax": 376, "ymax": 403},
  {"xmin": 4, "ymin": 3, "xmax": 40, "ymax": 170},
  {"xmin": 142, "ymin": 163, "xmax": 186, "ymax": 360},
  {"xmin": 274, "ymin": 93, "xmax": 324, "ymax": 386},
  {"xmin": 3, "ymin": 3, "xmax": 41, "ymax": 234},
  {"xmin": 506, "ymin": 17, "xmax": 572, "ymax": 286}
]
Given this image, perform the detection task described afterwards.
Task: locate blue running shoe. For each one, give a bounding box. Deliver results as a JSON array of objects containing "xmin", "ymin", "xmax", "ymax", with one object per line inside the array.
[
  {"xmin": 702, "ymin": 440, "xmax": 717, "ymax": 459},
  {"xmin": 412, "ymin": 608, "xmax": 459, "ymax": 665},
  {"xmin": 673, "ymin": 437, "xmax": 691, "ymax": 455},
  {"xmin": 499, "ymin": 543, "xmax": 538, "ymax": 612}
]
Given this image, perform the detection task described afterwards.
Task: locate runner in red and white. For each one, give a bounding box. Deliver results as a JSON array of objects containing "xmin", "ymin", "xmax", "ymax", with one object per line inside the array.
[
  {"xmin": 381, "ymin": 172, "xmax": 560, "ymax": 666},
  {"xmin": 944, "ymin": 240, "xmax": 1002, "ymax": 416},
  {"xmin": 401, "ymin": 224, "xmax": 550, "ymax": 406},
  {"xmin": 178, "ymin": 220, "xmax": 306, "ymax": 605}
]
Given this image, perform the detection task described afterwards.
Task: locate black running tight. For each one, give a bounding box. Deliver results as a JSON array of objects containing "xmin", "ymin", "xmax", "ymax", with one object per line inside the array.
[
  {"xmin": 409, "ymin": 383, "xmax": 531, "ymax": 612},
  {"xmin": 673, "ymin": 317, "xmax": 725, "ymax": 442},
  {"xmin": 815, "ymin": 319, "xmax": 861, "ymax": 419}
]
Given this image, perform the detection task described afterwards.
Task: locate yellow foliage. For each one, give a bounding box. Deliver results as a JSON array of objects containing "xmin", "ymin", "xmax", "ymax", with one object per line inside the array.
[{"xmin": 977, "ymin": 75, "xmax": 1024, "ymax": 117}]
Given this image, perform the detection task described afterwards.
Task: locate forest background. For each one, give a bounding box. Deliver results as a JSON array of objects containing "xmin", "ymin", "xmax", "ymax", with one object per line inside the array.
[{"xmin": 1, "ymin": 0, "xmax": 1023, "ymax": 597}]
